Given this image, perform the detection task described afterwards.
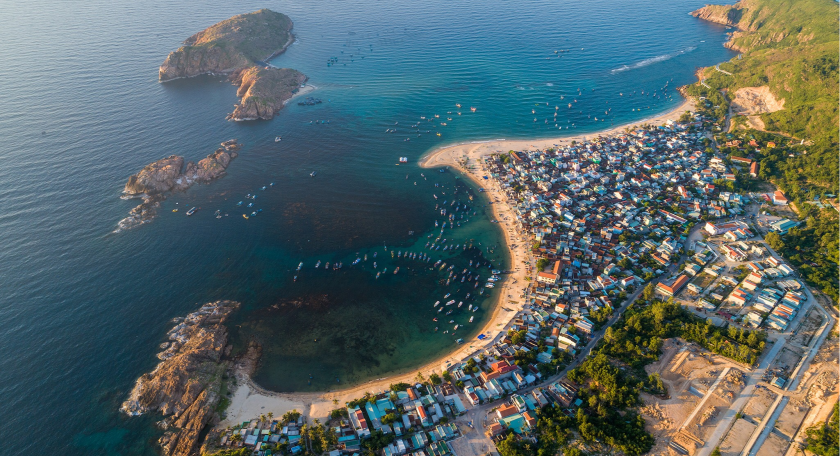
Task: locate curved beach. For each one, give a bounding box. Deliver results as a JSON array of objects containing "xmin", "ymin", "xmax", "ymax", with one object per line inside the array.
[{"xmin": 219, "ymin": 96, "xmax": 696, "ymax": 426}]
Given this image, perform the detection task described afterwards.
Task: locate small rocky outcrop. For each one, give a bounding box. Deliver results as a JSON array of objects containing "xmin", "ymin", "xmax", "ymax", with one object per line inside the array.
[
  {"xmin": 158, "ymin": 9, "xmax": 307, "ymax": 121},
  {"xmin": 227, "ymin": 66, "xmax": 307, "ymax": 121},
  {"xmin": 117, "ymin": 140, "xmax": 241, "ymax": 231},
  {"xmin": 122, "ymin": 301, "xmax": 240, "ymax": 456}
]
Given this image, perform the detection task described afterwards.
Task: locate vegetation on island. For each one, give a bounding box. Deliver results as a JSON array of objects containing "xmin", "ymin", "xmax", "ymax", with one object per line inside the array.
[
  {"xmin": 686, "ymin": 0, "xmax": 839, "ymax": 302},
  {"xmin": 174, "ymin": 9, "xmax": 293, "ymax": 70}
]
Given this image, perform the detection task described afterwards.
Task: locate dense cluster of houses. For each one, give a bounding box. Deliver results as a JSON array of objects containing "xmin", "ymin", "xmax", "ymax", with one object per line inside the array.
[
  {"xmin": 215, "ymin": 415, "xmax": 308, "ymax": 455},
  {"xmin": 721, "ymin": 254, "xmax": 803, "ymax": 331},
  {"xmin": 481, "ymin": 122, "xmax": 750, "ymax": 320},
  {"xmin": 343, "ymin": 387, "xmax": 466, "ymax": 456}
]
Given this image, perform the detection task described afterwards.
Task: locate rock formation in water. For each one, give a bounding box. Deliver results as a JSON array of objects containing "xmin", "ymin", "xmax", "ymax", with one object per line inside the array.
[
  {"xmin": 121, "ymin": 301, "xmax": 240, "ymax": 456},
  {"xmin": 118, "ymin": 140, "xmax": 241, "ymax": 231},
  {"xmin": 228, "ymin": 66, "xmax": 307, "ymax": 121},
  {"xmin": 159, "ymin": 9, "xmax": 307, "ymax": 121}
]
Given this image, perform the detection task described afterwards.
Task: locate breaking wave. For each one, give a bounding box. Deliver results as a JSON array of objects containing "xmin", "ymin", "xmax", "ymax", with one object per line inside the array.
[{"xmin": 611, "ymin": 46, "xmax": 696, "ymax": 74}]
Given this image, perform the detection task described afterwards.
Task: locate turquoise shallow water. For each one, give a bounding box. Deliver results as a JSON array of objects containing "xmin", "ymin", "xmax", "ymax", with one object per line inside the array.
[{"xmin": 0, "ymin": 0, "xmax": 734, "ymax": 453}]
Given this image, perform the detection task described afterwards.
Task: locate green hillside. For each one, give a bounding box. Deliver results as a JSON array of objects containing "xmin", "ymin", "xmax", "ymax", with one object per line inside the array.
[{"xmin": 687, "ymin": 0, "xmax": 839, "ymax": 301}]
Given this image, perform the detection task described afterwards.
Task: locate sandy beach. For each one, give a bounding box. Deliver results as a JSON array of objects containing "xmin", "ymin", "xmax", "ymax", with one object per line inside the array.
[
  {"xmin": 418, "ymin": 98, "xmax": 694, "ymax": 168},
  {"xmin": 218, "ymin": 97, "xmax": 695, "ymax": 428},
  {"xmin": 283, "ymin": 83, "xmax": 318, "ymax": 106}
]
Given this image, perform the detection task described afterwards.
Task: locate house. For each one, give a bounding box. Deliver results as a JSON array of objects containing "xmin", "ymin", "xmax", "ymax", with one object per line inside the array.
[
  {"xmin": 349, "ymin": 406, "xmax": 371, "ymax": 437},
  {"xmin": 537, "ymin": 272, "xmax": 559, "ymax": 285},
  {"xmin": 656, "ymin": 275, "xmax": 689, "ymax": 297},
  {"xmin": 769, "ymin": 219, "xmax": 798, "ymax": 235},
  {"xmin": 773, "ymin": 190, "xmax": 789, "ymax": 205},
  {"xmin": 731, "ymin": 156, "xmax": 752, "ymax": 166},
  {"xmin": 749, "ymin": 161, "xmax": 759, "ymax": 177}
]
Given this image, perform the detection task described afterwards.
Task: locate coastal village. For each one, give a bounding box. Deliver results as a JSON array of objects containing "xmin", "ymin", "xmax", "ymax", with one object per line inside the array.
[{"xmin": 201, "ymin": 105, "xmax": 836, "ymax": 456}]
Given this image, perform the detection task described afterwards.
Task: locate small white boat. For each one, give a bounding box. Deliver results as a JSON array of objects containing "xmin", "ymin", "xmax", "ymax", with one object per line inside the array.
[
  {"xmin": 275, "ymin": 136, "xmax": 282, "ymax": 142},
  {"xmin": 310, "ymin": 171, "xmax": 317, "ymax": 177},
  {"xmin": 469, "ymin": 316, "xmax": 474, "ymax": 323},
  {"xmin": 434, "ymin": 301, "xmax": 440, "ymax": 307},
  {"xmin": 186, "ymin": 207, "xmax": 197, "ymax": 216}
]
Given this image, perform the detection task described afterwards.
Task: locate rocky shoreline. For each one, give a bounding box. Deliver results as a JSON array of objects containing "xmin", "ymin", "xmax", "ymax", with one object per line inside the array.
[
  {"xmin": 227, "ymin": 66, "xmax": 307, "ymax": 121},
  {"xmin": 690, "ymin": 2, "xmax": 748, "ymax": 52},
  {"xmin": 117, "ymin": 139, "xmax": 241, "ymax": 231},
  {"xmin": 158, "ymin": 9, "xmax": 307, "ymax": 121},
  {"xmin": 121, "ymin": 300, "xmax": 240, "ymax": 456}
]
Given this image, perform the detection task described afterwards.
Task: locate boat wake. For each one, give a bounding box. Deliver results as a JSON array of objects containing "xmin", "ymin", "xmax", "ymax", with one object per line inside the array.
[{"xmin": 610, "ymin": 46, "xmax": 696, "ymax": 74}]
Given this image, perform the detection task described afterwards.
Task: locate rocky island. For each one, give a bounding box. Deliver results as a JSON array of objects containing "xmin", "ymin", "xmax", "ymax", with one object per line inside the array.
[
  {"xmin": 159, "ymin": 9, "xmax": 307, "ymax": 121},
  {"xmin": 117, "ymin": 139, "xmax": 241, "ymax": 231},
  {"xmin": 121, "ymin": 301, "xmax": 240, "ymax": 456}
]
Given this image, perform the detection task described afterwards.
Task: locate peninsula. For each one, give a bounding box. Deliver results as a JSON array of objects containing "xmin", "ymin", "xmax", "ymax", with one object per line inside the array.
[
  {"xmin": 159, "ymin": 9, "xmax": 308, "ymax": 121},
  {"xmin": 118, "ymin": 139, "xmax": 241, "ymax": 230},
  {"xmin": 122, "ymin": 301, "xmax": 240, "ymax": 456}
]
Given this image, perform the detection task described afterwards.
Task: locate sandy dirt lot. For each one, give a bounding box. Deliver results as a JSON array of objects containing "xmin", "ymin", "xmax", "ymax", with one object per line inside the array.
[
  {"xmin": 774, "ymin": 398, "xmax": 810, "ymax": 439},
  {"xmin": 755, "ymin": 432, "xmax": 790, "ymax": 456},
  {"xmin": 743, "ymin": 386, "xmax": 777, "ymax": 421},
  {"xmin": 719, "ymin": 419, "xmax": 757, "ymax": 456}
]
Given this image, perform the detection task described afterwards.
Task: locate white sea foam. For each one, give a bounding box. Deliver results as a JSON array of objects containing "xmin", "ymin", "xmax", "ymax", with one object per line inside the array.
[{"xmin": 611, "ymin": 46, "xmax": 696, "ymax": 74}]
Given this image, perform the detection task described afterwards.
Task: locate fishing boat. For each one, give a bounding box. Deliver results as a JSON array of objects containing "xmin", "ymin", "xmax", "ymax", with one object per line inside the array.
[
  {"xmin": 236, "ymin": 201, "xmax": 243, "ymax": 206},
  {"xmin": 469, "ymin": 316, "xmax": 474, "ymax": 323},
  {"xmin": 470, "ymin": 107, "xmax": 476, "ymax": 112},
  {"xmin": 242, "ymin": 214, "xmax": 249, "ymax": 219},
  {"xmin": 186, "ymin": 207, "xmax": 197, "ymax": 216},
  {"xmin": 310, "ymin": 171, "xmax": 317, "ymax": 177},
  {"xmin": 315, "ymin": 260, "xmax": 321, "ymax": 268},
  {"xmin": 454, "ymin": 324, "xmax": 459, "ymax": 330},
  {"xmin": 293, "ymin": 275, "xmax": 297, "ymax": 281},
  {"xmin": 434, "ymin": 301, "xmax": 440, "ymax": 307},
  {"xmin": 457, "ymin": 302, "xmax": 463, "ymax": 307},
  {"xmin": 275, "ymin": 136, "xmax": 282, "ymax": 142},
  {"xmin": 394, "ymin": 267, "xmax": 399, "ymax": 274},
  {"xmin": 376, "ymin": 272, "xmax": 380, "ymax": 279},
  {"xmin": 455, "ymin": 103, "xmax": 461, "ymax": 108},
  {"xmin": 297, "ymin": 262, "xmax": 303, "ymax": 271}
]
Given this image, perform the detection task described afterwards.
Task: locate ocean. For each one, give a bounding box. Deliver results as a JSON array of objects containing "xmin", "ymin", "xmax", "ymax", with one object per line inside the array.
[{"xmin": 0, "ymin": 0, "xmax": 734, "ymax": 453}]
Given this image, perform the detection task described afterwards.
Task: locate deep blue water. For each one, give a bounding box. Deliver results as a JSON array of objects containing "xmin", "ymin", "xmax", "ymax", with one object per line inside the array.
[{"xmin": 0, "ymin": 0, "xmax": 734, "ymax": 453}]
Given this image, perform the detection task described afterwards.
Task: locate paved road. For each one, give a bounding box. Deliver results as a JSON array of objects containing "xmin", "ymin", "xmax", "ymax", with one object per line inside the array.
[{"xmin": 694, "ymin": 337, "xmax": 787, "ymax": 456}]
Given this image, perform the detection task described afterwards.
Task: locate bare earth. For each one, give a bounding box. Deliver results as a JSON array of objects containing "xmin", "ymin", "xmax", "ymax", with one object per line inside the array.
[{"xmin": 218, "ymin": 96, "xmax": 697, "ymax": 428}]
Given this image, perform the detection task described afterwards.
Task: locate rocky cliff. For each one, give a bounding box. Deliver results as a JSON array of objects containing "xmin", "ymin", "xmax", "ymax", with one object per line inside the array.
[
  {"xmin": 159, "ymin": 9, "xmax": 293, "ymax": 81},
  {"xmin": 690, "ymin": 3, "xmax": 743, "ymax": 27},
  {"xmin": 122, "ymin": 301, "xmax": 240, "ymax": 456},
  {"xmin": 118, "ymin": 140, "xmax": 241, "ymax": 231},
  {"xmin": 158, "ymin": 9, "xmax": 307, "ymax": 121},
  {"xmin": 227, "ymin": 66, "xmax": 307, "ymax": 121}
]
